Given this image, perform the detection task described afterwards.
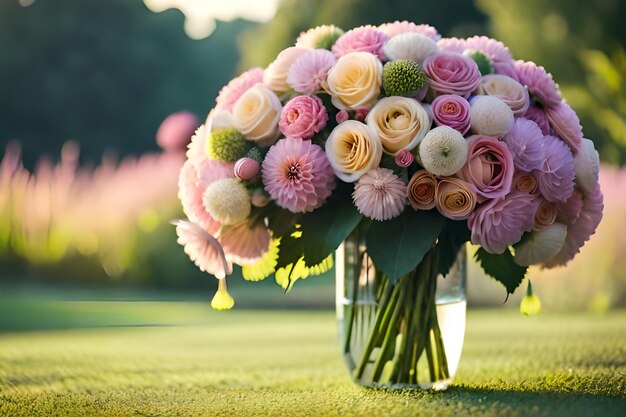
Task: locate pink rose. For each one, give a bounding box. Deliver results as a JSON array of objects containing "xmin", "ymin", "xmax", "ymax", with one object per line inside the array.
[
  {"xmin": 468, "ymin": 191, "xmax": 539, "ymax": 254},
  {"xmin": 407, "ymin": 170, "xmax": 437, "ymax": 210},
  {"xmin": 335, "ymin": 110, "xmax": 349, "ymax": 124},
  {"xmin": 460, "ymin": 135, "xmax": 514, "ymax": 201},
  {"xmin": 395, "ymin": 149, "xmax": 414, "ymax": 167},
  {"xmin": 423, "ymin": 52, "xmax": 481, "ymax": 98},
  {"xmin": 431, "ymin": 94, "xmax": 470, "ymax": 134},
  {"xmin": 279, "ymin": 95, "xmax": 328, "ymax": 140},
  {"xmin": 533, "ymin": 197, "xmax": 557, "ymax": 231}
]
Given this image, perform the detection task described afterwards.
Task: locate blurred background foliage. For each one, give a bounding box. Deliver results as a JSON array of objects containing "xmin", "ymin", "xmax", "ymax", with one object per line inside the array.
[{"xmin": 0, "ymin": 0, "xmax": 625, "ymax": 310}]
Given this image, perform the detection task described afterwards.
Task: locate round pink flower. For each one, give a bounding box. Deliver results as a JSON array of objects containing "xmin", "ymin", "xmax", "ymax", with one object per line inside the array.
[
  {"xmin": 543, "ymin": 185, "xmax": 603, "ymax": 267},
  {"xmin": 464, "ymin": 36, "xmax": 517, "ymax": 79},
  {"xmin": 537, "ymin": 135, "xmax": 575, "ymax": 203},
  {"xmin": 156, "ymin": 111, "xmax": 199, "ymax": 152},
  {"xmin": 515, "ymin": 60, "xmax": 561, "ymax": 109},
  {"xmin": 431, "ymin": 94, "xmax": 471, "ymax": 134},
  {"xmin": 262, "ymin": 137, "xmax": 335, "ymax": 213},
  {"xmin": 423, "ymin": 52, "xmax": 481, "ymax": 98},
  {"xmin": 437, "ymin": 37, "xmax": 466, "ymax": 54},
  {"xmin": 335, "ymin": 110, "xmax": 349, "ymax": 124},
  {"xmin": 395, "ymin": 149, "xmax": 414, "ymax": 168},
  {"xmin": 352, "ymin": 168, "xmax": 406, "ymax": 221},
  {"xmin": 378, "ymin": 21, "xmax": 441, "ymax": 40},
  {"xmin": 234, "ymin": 157, "xmax": 260, "ymax": 180},
  {"xmin": 545, "ymin": 101, "xmax": 583, "ymax": 154},
  {"xmin": 460, "ymin": 135, "xmax": 514, "ymax": 201},
  {"xmin": 468, "ymin": 191, "xmax": 539, "ymax": 254},
  {"xmin": 215, "ymin": 67, "xmax": 264, "ymax": 112},
  {"xmin": 279, "ymin": 95, "xmax": 328, "ymax": 140},
  {"xmin": 332, "ymin": 26, "xmax": 389, "ymax": 60},
  {"xmin": 287, "ymin": 49, "xmax": 336, "ymax": 95},
  {"xmin": 503, "ymin": 118, "xmax": 545, "ymax": 172},
  {"xmin": 524, "ymin": 104, "xmax": 551, "ymax": 135}
]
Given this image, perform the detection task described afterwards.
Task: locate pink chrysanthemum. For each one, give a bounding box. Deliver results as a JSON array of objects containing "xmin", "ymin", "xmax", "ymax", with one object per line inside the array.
[
  {"xmin": 219, "ymin": 221, "xmax": 271, "ymax": 265},
  {"xmin": 215, "ymin": 67, "xmax": 264, "ymax": 112},
  {"xmin": 437, "ymin": 37, "xmax": 466, "ymax": 54},
  {"xmin": 378, "ymin": 21, "xmax": 441, "ymax": 40},
  {"xmin": 262, "ymin": 137, "xmax": 335, "ymax": 213},
  {"xmin": 178, "ymin": 158, "xmax": 234, "ymax": 236},
  {"xmin": 555, "ymin": 190, "xmax": 584, "ymax": 225},
  {"xmin": 543, "ymin": 185, "xmax": 603, "ymax": 267},
  {"xmin": 332, "ymin": 26, "xmax": 389, "ymax": 60},
  {"xmin": 468, "ymin": 191, "xmax": 540, "ymax": 254},
  {"xmin": 464, "ymin": 36, "xmax": 517, "ymax": 79},
  {"xmin": 174, "ymin": 220, "xmax": 232, "ymax": 279},
  {"xmin": 537, "ymin": 135, "xmax": 575, "ymax": 203},
  {"xmin": 514, "ymin": 60, "xmax": 562, "ymax": 109},
  {"xmin": 546, "ymin": 101, "xmax": 583, "ymax": 154},
  {"xmin": 503, "ymin": 118, "xmax": 545, "ymax": 172},
  {"xmin": 352, "ymin": 168, "xmax": 407, "ymax": 221},
  {"xmin": 287, "ymin": 49, "xmax": 336, "ymax": 95},
  {"xmin": 524, "ymin": 104, "xmax": 551, "ymax": 135}
]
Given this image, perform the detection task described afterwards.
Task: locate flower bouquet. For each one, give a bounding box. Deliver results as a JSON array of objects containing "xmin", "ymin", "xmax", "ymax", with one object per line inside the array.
[{"xmin": 175, "ymin": 21, "xmax": 603, "ymax": 389}]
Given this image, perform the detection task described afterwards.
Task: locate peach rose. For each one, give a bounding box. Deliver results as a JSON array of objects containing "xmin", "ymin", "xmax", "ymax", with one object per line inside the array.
[
  {"xmin": 366, "ymin": 96, "xmax": 431, "ymax": 155},
  {"xmin": 325, "ymin": 120, "xmax": 382, "ymax": 182},
  {"xmin": 263, "ymin": 47, "xmax": 308, "ymax": 97},
  {"xmin": 435, "ymin": 177, "xmax": 477, "ymax": 220},
  {"xmin": 480, "ymin": 74, "xmax": 529, "ymax": 117},
  {"xmin": 533, "ymin": 197, "xmax": 557, "ymax": 231},
  {"xmin": 407, "ymin": 170, "xmax": 437, "ymax": 210},
  {"xmin": 324, "ymin": 52, "xmax": 382, "ymax": 110},
  {"xmin": 232, "ymin": 84, "xmax": 282, "ymax": 147},
  {"xmin": 514, "ymin": 173, "xmax": 539, "ymax": 194}
]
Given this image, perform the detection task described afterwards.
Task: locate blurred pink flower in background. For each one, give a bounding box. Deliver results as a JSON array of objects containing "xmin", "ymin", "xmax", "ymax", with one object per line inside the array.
[{"xmin": 156, "ymin": 111, "xmax": 200, "ymax": 152}]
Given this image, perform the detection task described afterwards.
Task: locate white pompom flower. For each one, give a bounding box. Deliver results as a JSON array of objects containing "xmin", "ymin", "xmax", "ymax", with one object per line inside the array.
[
  {"xmin": 574, "ymin": 138, "xmax": 600, "ymax": 195},
  {"xmin": 418, "ymin": 126, "xmax": 468, "ymax": 176},
  {"xmin": 203, "ymin": 178, "xmax": 251, "ymax": 226},
  {"xmin": 513, "ymin": 223, "xmax": 567, "ymax": 266},
  {"xmin": 469, "ymin": 95, "xmax": 514, "ymax": 138},
  {"xmin": 382, "ymin": 33, "xmax": 439, "ymax": 65}
]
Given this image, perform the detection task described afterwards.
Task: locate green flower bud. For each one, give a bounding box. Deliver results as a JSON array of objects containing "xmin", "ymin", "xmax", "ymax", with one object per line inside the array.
[
  {"xmin": 313, "ymin": 28, "xmax": 344, "ymax": 50},
  {"xmin": 464, "ymin": 50, "xmax": 493, "ymax": 76},
  {"xmin": 382, "ymin": 59, "xmax": 426, "ymax": 97},
  {"xmin": 206, "ymin": 128, "xmax": 252, "ymax": 162}
]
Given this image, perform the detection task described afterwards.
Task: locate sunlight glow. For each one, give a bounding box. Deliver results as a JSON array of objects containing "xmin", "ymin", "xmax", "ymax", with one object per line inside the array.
[{"xmin": 144, "ymin": 0, "xmax": 279, "ymax": 39}]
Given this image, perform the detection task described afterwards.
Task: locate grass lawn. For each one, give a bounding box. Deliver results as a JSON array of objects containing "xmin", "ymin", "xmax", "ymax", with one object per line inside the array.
[{"xmin": 0, "ymin": 302, "xmax": 625, "ymax": 416}]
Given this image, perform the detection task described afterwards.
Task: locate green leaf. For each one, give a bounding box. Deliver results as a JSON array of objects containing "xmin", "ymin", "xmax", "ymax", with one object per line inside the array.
[
  {"xmin": 299, "ymin": 203, "xmax": 363, "ymax": 267},
  {"xmin": 437, "ymin": 220, "xmax": 471, "ymax": 276},
  {"xmin": 475, "ymin": 247, "xmax": 527, "ymax": 294},
  {"xmin": 275, "ymin": 231, "xmax": 304, "ymax": 270},
  {"xmin": 265, "ymin": 206, "xmax": 300, "ymax": 239},
  {"xmin": 366, "ymin": 210, "xmax": 445, "ymax": 283}
]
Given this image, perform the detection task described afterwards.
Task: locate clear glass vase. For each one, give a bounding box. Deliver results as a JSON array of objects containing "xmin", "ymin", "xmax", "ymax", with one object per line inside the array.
[{"xmin": 336, "ymin": 228, "xmax": 467, "ymax": 390}]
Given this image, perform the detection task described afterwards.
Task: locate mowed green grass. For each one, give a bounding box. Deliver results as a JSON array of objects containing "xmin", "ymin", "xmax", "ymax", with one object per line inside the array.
[{"xmin": 0, "ymin": 304, "xmax": 625, "ymax": 417}]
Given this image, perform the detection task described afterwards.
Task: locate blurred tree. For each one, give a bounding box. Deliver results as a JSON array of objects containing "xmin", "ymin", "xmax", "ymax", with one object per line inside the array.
[
  {"xmin": 477, "ymin": 0, "xmax": 626, "ymax": 164},
  {"xmin": 0, "ymin": 0, "xmax": 256, "ymax": 167},
  {"xmin": 238, "ymin": 0, "xmax": 487, "ymax": 68}
]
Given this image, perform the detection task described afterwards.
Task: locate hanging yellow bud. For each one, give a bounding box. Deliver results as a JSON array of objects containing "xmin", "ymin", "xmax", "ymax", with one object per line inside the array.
[
  {"xmin": 211, "ymin": 279, "xmax": 235, "ymax": 311},
  {"xmin": 520, "ymin": 280, "xmax": 541, "ymax": 316}
]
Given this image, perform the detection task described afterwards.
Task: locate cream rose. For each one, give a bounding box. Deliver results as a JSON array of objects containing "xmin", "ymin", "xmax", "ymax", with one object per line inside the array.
[
  {"xmin": 325, "ymin": 120, "xmax": 382, "ymax": 182},
  {"xmin": 325, "ymin": 52, "xmax": 383, "ymax": 110},
  {"xmin": 366, "ymin": 96, "xmax": 431, "ymax": 155},
  {"xmin": 263, "ymin": 47, "xmax": 308, "ymax": 97},
  {"xmin": 480, "ymin": 74, "xmax": 529, "ymax": 117},
  {"xmin": 435, "ymin": 177, "xmax": 477, "ymax": 220},
  {"xmin": 232, "ymin": 84, "xmax": 282, "ymax": 147}
]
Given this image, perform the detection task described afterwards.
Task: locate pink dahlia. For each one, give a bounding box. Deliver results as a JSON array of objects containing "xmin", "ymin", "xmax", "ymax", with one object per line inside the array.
[
  {"xmin": 537, "ymin": 135, "xmax": 575, "ymax": 203},
  {"xmin": 332, "ymin": 26, "xmax": 389, "ymax": 60},
  {"xmin": 219, "ymin": 221, "xmax": 271, "ymax": 265},
  {"xmin": 287, "ymin": 49, "xmax": 336, "ymax": 95},
  {"xmin": 423, "ymin": 52, "xmax": 481, "ymax": 98},
  {"xmin": 555, "ymin": 190, "xmax": 583, "ymax": 225},
  {"xmin": 468, "ymin": 191, "xmax": 539, "ymax": 254},
  {"xmin": 524, "ymin": 104, "xmax": 551, "ymax": 135},
  {"xmin": 279, "ymin": 95, "xmax": 328, "ymax": 140},
  {"xmin": 352, "ymin": 168, "xmax": 407, "ymax": 221},
  {"xmin": 215, "ymin": 67, "xmax": 264, "ymax": 113},
  {"xmin": 262, "ymin": 137, "xmax": 335, "ymax": 213},
  {"xmin": 514, "ymin": 60, "xmax": 561, "ymax": 109},
  {"xmin": 464, "ymin": 36, "xmax": 517, "ymax": 79},
  {"xmin": 437, "ymin": 37, "xmax": 466, "ymax": 54},
  {"xmin": 545, "ymin": 101, "xmax": 583, "ymax": 154},
  {"xmin": 503, "ymin": 118, "xmax": 545, "ymax": 172},
  {"xmin": 543, "ymin": 185, "xmax": 603, "ymax": 267},
  {"xmin": 378, "ymin": 21, "xmax": 441, "ymax": 40},
  {"xmin": 156, "ymin": 111, "xmax": 199, "ymax": 152},
  {"xmin": 174, "ymin": 220, "xmax": 232, "ymax": 279}
]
